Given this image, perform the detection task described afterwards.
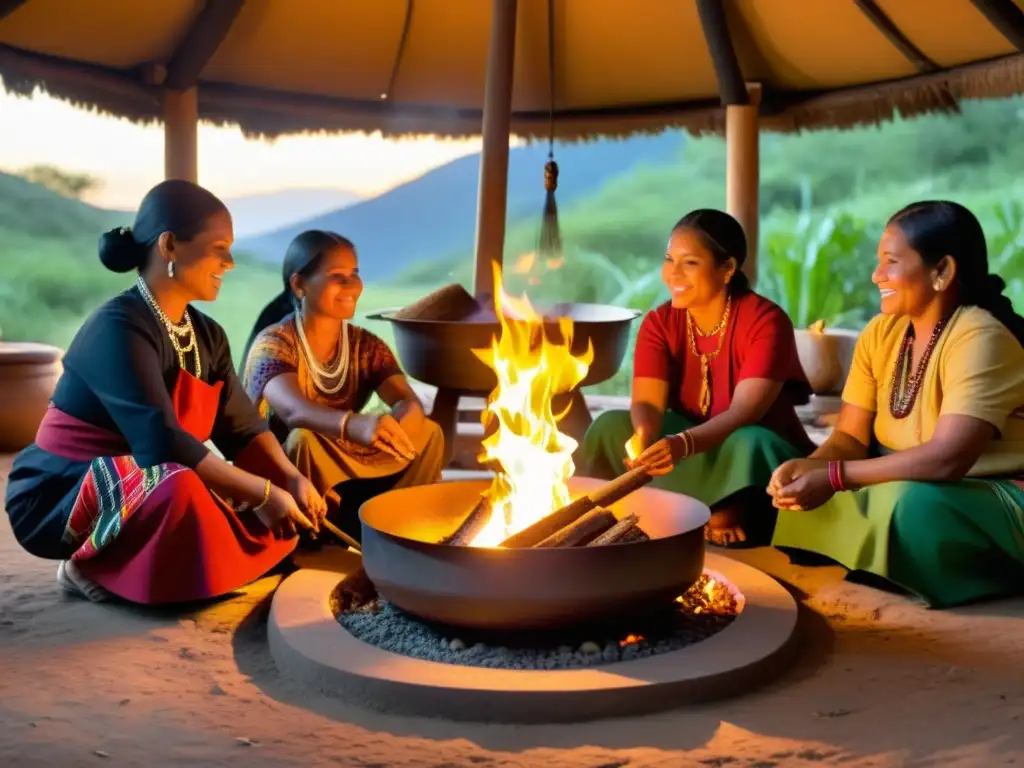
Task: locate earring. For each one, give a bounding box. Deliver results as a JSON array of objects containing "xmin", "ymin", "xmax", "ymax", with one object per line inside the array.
[
  {"xmin": 167, "ymin": 261, "xmax": 175, "ymax": 279},
  {"xmin": 933, "ymin": 280, "xmax": 942, "ymax": 291}
]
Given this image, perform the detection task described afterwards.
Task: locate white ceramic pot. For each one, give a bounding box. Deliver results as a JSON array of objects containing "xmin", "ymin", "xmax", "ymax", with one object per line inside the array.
[
  {"xmin": 794, "ymin": 326, "xmax": 859, "ymax": 396},
  {"xmin": 0, "ymin": 342, "xmax": 63, "ymax": 452}
]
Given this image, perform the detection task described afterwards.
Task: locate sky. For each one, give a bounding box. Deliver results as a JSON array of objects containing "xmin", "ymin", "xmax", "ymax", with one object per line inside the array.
[{"xmin": 0, "ymin": 89, "xmax": 485, "ymax": 209}]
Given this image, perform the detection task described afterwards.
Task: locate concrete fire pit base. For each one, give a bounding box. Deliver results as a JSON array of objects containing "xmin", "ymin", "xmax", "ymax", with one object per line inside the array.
[{"xmin": 268, "ymin": 553, "xmax": 799, "ymax": 723}]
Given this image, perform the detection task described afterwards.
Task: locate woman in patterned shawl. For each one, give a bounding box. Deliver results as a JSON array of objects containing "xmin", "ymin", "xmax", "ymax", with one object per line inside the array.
[{"xmin": 242, "ymin": 230, "xmax": 444, "ymax": 542}]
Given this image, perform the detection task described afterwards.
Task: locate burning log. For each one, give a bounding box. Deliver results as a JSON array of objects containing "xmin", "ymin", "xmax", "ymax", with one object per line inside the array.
[
  {"xmin": 439, "ymin": 495, "xmax": 493, "ymax": 546},
  {"xmin": 588, "ymin": 514, "xmax": 640, "ymax": 546},
  {"xmin": 499, "ymin": 466, "xmax": 652, "ymax": 548},
  {"xmin": 534, "ymin": 508, "xmax": 618, "ymax": 548}
]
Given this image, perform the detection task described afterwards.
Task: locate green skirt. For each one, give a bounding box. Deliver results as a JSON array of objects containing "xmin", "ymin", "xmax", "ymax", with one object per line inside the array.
[
  {"xmin": 772, "ymin": 478, "xmax": 1024, "ymax": 608},
  {"xmin": 578, "ymin": 409, "xmax": 805, "ymax": 508}
]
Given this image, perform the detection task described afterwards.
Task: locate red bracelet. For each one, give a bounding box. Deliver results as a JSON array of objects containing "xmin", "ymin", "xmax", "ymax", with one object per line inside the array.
[{"xmin": 827, "ymin": 461, "xmax": 847, "ymax": 492}]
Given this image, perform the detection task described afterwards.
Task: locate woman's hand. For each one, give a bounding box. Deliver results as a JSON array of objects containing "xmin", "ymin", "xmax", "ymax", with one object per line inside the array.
[
  {"xmin": 346, "ymin": 412, "xmax": 417, "ymax": 461},
  {"xmin": 626, "ymin": 433, "xmax": 688, "ymax": 476},
  {"xmin": 767, "ymin": 459, "xmax": 833, "ymax": 511},
  {"xmin": 286, "ymin": 474, "xmax": 327, "ymax": 531},
  {"xmin": 255, "ymin": 486, "xmax": 315, "ymax": 538}
]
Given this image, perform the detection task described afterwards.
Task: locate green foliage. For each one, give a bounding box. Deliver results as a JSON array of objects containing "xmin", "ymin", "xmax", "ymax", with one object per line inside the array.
[{"xmin": 17, "ymin": 164, "xmax": 101, "ymax": 200}]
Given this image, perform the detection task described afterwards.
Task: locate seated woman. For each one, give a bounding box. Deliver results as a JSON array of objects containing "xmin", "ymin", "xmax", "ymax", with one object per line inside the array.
[
  {"xmin": 579, "ymin": 209, "xmax": 814, "ymax": 546},
  {"xmin": 769, "ymin": 201, "xmax": 1024, "ymax": 608},
  {"xmin": 4, "ymin": 180, "xmax": 324, "ymax": 605},
  {"xmin": 242, "ymin": 230, "xmax": 444, "ymax": 542}
]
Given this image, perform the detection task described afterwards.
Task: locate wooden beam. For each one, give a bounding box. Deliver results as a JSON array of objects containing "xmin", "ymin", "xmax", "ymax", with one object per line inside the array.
[
  {"xmin": 164, "ymin": 0, "xmax": 245, "ymax": 91},
  {"xmin": 0, "ymin": 0, "xmax": 30, "ymax": 20},
  {"xmin": 854, "ymin": 0, "xmax": 937, "ymax": 72},
  {"xmin": 695, "ymin": 0, "xmax": 748, "ymax": 106},
  {"xmin": 970, "ymin": 0, "xmax": 1024, "ymax": 51}
]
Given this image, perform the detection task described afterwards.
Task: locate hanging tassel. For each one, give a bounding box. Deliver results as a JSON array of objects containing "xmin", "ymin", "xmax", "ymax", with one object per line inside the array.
[{"xmin": 539, "ymin": 156, "xmax": 562, "ymax": 259}]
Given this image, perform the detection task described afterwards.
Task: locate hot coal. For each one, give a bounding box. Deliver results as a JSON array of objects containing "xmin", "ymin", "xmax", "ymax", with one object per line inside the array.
[{"xmin": 335, "ymin": 574, "xmax": 737, "ymax": 670}]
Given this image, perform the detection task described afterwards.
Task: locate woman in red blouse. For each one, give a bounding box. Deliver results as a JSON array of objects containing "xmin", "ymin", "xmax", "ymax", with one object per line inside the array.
[{"xmin": 579, "ymin": 209, "xmax": 815, "ymax": 545}]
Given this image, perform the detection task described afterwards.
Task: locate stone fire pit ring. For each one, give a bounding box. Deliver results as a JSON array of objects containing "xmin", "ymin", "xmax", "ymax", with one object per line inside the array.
[{"xmin": 268, "ymin": 553, "xmax": 799, "ymax": 723}]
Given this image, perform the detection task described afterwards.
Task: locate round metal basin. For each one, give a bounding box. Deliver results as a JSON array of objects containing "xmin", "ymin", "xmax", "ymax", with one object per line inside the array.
[
  {"xmin": 365, "ymin": 303, "xmax": 640, "ymax": 392},
  {"xmin": 358, "ymin": 476, "xmax": 710, "ymax": 632}
]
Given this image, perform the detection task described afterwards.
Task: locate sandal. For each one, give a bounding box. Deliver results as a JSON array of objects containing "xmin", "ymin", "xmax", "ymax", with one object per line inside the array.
[{"xmin": 57, "ymin": 560, "xmax": 111, "ymax": 603}]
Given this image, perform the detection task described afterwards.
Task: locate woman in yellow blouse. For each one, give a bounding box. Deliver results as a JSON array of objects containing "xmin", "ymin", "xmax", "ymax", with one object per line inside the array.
[{"xmin": 769, "ymin": 200, "xmax": 1024, "ymax": 608}]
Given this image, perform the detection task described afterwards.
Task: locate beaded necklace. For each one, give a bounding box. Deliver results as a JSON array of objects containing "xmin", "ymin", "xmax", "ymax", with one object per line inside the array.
[
  {"xmin": 888, "ymin": 318, "xmax": 948, "ymax": 419},
  {"xmin": 294, "ymin": 313, "xmax": 350, "ymax": 396}
]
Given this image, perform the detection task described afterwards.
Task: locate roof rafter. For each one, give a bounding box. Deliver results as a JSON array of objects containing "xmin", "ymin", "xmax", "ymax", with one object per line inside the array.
[
  {"xmin": 970, "ymin": 0, "xmax": 1024, "ymax": 51},
  {"xmin": 695, "ymin": 0, "xmax": 749, "ymax": 106},
  {"xmin": 164, "ymin": 0, "xmax": 245, "ymax": 91},
  {"xmin": 854, "ymin": 0, "xmax": 938, "ymax": 72}
]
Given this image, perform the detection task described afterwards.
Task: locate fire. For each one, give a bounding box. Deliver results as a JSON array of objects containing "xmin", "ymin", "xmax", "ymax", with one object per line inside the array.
[
  {"xmin": 625, "ymin": 432, "xmax": 643, "ymax": 463},
  {"xmin": 466, "ymin": 262, "xmax": 594, "ymax": 546}
]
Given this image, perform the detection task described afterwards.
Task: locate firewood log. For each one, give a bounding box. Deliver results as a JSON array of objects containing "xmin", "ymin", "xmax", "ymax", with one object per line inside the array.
[
  {"xmin": 439, "ymin": 495, "xmax": 493, "ymax": 545},
  {"xmin": 534, "ymin": 508, "xmax": 618, "ymax": 548},
  {"xmin": 587, "ymin": 466, "xmax": 652, "ymax": 508},
  {"xmin": 499, "ymin": 467, "xmax": 652, "ymax": 548},
  {"xmin": 587, "ymin": 514, "xmax": 641, "ymax": 546},
  {"xmin": 499, "ymin": 495, "xmax": 593, "ymax": 548}
]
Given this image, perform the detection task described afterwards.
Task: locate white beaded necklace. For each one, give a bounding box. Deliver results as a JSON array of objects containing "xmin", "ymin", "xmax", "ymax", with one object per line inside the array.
[
  {"xmin": 294, "ymin": 312, "xmax": 349, "ymax": 395},
  {"xmin": 136, "ymin": 277, "xmax": 202, "ymax": 379}
]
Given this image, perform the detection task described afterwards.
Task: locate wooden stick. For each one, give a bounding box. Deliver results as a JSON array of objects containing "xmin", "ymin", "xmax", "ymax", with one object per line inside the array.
[
  {"xmin": 588, "ymin": 514, "xmax": 640, "ymax": 546},
  {"xmin": 588, "ymin": 466, "xmax": 653, "ymax": 508},
  {"xmin": 320, "ymin": 518, "xmax": 362, "ymax": 552},
  {"xmin": 534, "ymin": 508, "xmax": 618, "ymax": 548},
  {"xmin": 439, "ymin": 495, "xmax": 493, "ymax": 545},
  {"xmin": 499, "ymin": 467, "xmax": 652, "ymax": 548}
]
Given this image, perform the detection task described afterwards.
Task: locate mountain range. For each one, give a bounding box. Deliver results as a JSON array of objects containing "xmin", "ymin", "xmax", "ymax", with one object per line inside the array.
[
  {"xmin": 235, "ymin": 132, "xmax": 685, "ymax": 283},
  {"xmin": 224, "ymin": 188, "xmax": 364, "ymax": 238}
]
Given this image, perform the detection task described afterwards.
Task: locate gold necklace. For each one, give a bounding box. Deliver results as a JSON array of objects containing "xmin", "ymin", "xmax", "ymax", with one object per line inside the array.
[
  {"xmin": 137, "ymin": 277, "xmax": 202, "ymax": 378},
  {"xmin": 685, "ymin": 294, "xmax": 732, "ymax": 417}
]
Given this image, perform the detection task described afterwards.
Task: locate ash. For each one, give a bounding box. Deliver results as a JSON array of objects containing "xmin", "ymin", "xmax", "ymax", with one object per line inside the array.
[{"xmin": 336, "ymin": 574, "xmax": 737, "ymax": 670}]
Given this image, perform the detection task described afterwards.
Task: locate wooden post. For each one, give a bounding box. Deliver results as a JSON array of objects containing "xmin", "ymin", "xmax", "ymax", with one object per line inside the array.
[
  {"xmin": 472, "ymin": 0, "xmax": 518, "ymax": 298},
  {"xmin": 163, "ymin": 87, "xmax": 199, "ymax": 183},
  {"xmin": 726, "ymin": 82, "xmax": 761, "ymax": 286}
]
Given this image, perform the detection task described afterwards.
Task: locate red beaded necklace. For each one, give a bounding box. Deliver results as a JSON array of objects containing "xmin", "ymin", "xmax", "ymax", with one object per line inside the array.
[{"xmin": 888, "ymin": 319, "xmax": 949, "ymax": 419}]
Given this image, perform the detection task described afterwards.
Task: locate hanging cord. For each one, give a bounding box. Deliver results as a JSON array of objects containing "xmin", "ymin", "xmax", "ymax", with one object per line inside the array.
[{"xmin": 539, "ymin": 0, "xmax": 562, "ymax": 259}]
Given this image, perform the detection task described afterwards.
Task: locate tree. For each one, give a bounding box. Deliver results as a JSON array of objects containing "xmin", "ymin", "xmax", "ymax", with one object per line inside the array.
[{"xmin": 17, "ymin": 164, "xmax": 101, "ymax": 200}]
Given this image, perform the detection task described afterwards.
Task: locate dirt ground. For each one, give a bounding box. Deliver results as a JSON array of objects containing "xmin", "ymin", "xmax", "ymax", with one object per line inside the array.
[{"xmin": 3, "ymin": 453, "xmax": 1024, "ymax": 767}]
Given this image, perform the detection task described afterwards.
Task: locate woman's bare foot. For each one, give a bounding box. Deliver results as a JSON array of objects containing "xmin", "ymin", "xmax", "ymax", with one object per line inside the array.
[
  {"xmin": 57, "ymin": 560, "xmax": 111, "ymax": 602},
  {"xmin": 704, "ymin": 508, "xmax": 748, "ymax": 547}
]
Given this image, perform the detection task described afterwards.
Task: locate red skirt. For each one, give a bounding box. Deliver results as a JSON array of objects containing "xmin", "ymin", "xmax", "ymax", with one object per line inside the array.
[{"xmin": 66, "ymin": 455, "xmax": 296, "ymax": 605}]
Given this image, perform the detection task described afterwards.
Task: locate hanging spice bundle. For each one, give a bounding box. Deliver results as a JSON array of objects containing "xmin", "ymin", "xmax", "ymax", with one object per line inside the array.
[{"xmin": 538, "ymin": 0, "xmax": 562, "ymax": 262}]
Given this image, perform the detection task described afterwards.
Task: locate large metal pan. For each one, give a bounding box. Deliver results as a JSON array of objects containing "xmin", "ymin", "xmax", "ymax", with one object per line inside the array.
[
  {"xmin": 365, "ymin": 303, "xmax": 640, "ymax": 392},
  {"xmin": 358, "ymin": 476, "xmax": 709, "ymax": 632}
]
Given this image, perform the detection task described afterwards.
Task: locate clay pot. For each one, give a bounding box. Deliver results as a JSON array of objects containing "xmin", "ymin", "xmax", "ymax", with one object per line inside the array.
[
  {"xmin": 794, "ymin": 327, "xmax": 859, "ymax": 396},
  {"xmin": 0, "ymin": 342, "xmax": 63, "ymax": 452}
]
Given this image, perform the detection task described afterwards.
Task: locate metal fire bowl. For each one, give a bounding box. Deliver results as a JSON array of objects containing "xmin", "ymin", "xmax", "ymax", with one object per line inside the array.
[
  {"xmin": 364, "ymin": 303, "xmax": 640, "ymax": 392},
  {"xmin": 358, "ymin": 476, "xmax": 710, "ymax": 632}
]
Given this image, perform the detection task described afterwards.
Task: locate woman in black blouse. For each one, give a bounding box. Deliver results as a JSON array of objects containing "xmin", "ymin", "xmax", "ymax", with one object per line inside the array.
[{"xmin": 4, "ymin": 180, "xmax": 325, "ymax": 604}]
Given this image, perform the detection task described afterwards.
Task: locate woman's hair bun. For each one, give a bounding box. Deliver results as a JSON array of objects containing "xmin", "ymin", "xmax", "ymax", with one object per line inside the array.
[
  {"xmin": 983, "ymin": 273, "xmax": 1007, "ymax": 298},
  {"xmin": 98, "ymin": 226, "xmax": 145, "ymax": 273}
]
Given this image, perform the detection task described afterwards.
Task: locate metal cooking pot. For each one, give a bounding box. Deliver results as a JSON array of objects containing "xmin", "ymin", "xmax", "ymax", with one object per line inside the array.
[
  {"xmin": 365, "ymin": 303, "xmax": 641, "ymax": 393},
  {"xmin": 359, "ymin": 476, "xmax": 710, "ymax": 632}
]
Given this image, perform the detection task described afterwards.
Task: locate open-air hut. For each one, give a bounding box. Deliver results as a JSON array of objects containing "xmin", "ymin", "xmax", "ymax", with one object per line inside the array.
[{"xmin": 1, "ymin": 0, "xmax": 1023, "ymax": 450}]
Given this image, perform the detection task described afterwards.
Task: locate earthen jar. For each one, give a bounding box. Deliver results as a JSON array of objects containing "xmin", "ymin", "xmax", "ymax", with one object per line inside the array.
[
  {"xmin": 0, "ymin": 342, "xmax": 63, "ymax": 452},
  {"xmin": 794, "ymin": 326, "xmax": 859, "ymax": 396}
]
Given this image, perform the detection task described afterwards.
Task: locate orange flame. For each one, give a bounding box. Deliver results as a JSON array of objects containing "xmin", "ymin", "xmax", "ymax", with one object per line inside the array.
[
  {"xmin": 466, "ymin": 262, "xmax": 594, "ymax": 546},
  {"xmin": 625, "ymin": 432, "xmax": 644, "ymax": 463}
]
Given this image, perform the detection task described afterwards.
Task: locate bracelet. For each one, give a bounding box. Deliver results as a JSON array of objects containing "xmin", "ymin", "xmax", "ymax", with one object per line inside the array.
[
  {"xmin": 339, "ymin": 411, "xmax": 352, "ymax": 440},
  {"xmin": 253, "ymin": 479, "xmax": 272, "ymax": 512},
  {"xmin": 673, "ymin": 430, "xmax": 694, "ymax": 459},
  {"xmin": 827, "ymin": 461, "xmax": 847, "ymax": 492}
]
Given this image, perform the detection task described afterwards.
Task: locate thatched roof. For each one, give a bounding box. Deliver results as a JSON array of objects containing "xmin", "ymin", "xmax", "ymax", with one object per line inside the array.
[{"xmin": 1, "ymin": 0, "xmax": 1024, "ymax": 140}]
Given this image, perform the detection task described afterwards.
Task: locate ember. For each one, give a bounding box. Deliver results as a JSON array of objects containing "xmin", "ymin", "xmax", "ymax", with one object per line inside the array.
[{"xmin": 336, "ymin": 574, "xmax": 739, "ymax": 670}]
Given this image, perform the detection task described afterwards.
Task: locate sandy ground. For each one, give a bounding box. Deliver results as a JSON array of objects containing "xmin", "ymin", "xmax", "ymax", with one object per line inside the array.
[{"xmin": 3, "ymin": 454, "xmax": 1024, "ymax": 767}]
